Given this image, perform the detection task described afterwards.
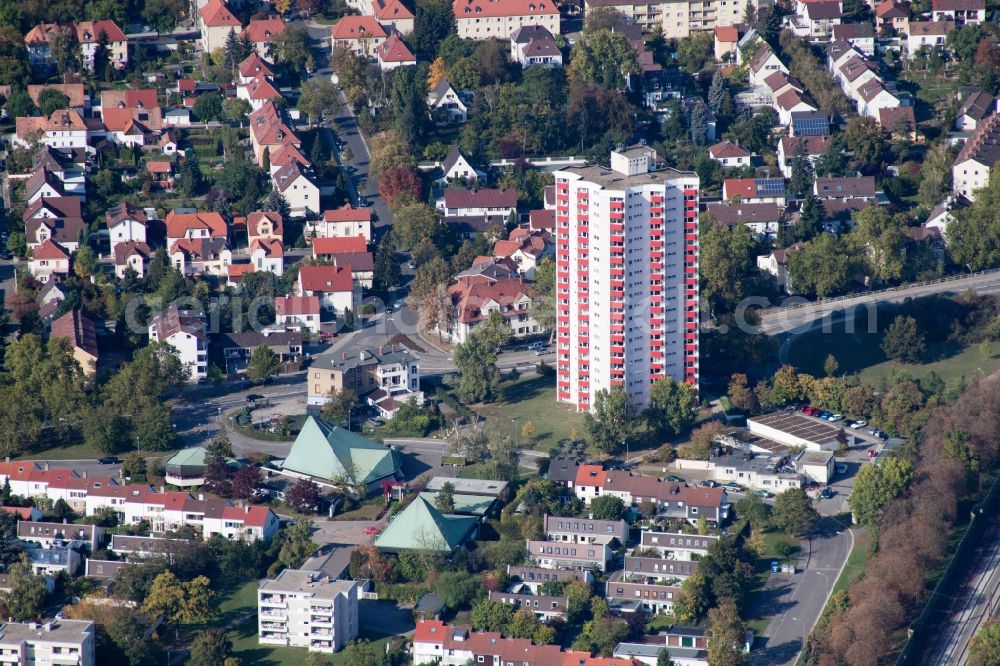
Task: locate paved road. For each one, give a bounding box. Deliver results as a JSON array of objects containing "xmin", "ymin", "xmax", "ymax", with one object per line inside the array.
[
  {"xmin": 750, "ymin": 518, "xmax": 855, "ymax": 666},
  {"xmin": 916, "ymin": 513, "xmax": 1000, "ymax": 666},
  {"xmin": 759, "ymin": 270, "xmax": 1000, "ymax": 335}
]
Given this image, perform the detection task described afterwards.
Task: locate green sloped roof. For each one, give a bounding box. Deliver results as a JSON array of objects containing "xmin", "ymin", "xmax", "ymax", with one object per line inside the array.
[
  {"xmin": 280, "ymin": 416, "xmax": 401, "ymax": 484},
  {"xmin": 374, "ymin": 497, "xmax": 478, "ymax": 552},
  {"xmin": 166, "ymin": 447, "xmax": 209, "ymax": 467},
  {"xmin": 418, "ymin": 492, "xmax": 495, "ymax": 517}
]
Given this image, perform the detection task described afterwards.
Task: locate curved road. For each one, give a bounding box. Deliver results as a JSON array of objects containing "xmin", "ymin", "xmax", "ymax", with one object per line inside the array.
[{"xmin": 759, "ymin": 270, "xmax": 1000, "ymax": 336}]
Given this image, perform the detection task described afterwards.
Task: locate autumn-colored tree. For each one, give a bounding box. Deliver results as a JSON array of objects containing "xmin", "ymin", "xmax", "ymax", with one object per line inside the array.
[
  {"xmin": 428, "ymin": 57, "xmax": 447, "ymax": 90},
  {"xmin": 379, "ymin": 167, "xmax": 423, "ymax": 208},
  {"xmin": 273, "ymin": 0, "xmax": 291, "ymax": 14}
]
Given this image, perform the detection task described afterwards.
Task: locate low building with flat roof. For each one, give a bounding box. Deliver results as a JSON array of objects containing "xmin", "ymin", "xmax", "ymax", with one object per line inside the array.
[
  {"xmin": 747, "ymin": 412, "xmax": 850, "ymax": 451},
  {"xmin": 424, "ymin": 476, "xmax": 510, "ymax": 498},
  {"xmin": 796, "ymin": 450, "xmax": 835, "ymax": 484}
]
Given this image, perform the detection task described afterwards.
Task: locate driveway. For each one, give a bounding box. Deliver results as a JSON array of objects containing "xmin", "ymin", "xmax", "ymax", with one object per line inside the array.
[{"xmin": 750, "ymin": 517, "xmax": 855, "ymax": 665}]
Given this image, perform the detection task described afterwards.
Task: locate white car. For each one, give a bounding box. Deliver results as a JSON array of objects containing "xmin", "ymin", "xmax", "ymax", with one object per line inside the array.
[
  {"xmin": 850, "ymin": 420, "xmax": 866, "ymax": 429},
  {"xmin": 829, "ymin": 414, "xmax": 844, "ymax": 422}
]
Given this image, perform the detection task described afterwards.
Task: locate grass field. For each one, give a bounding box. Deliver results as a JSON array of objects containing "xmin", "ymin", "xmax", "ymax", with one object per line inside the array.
[
  {"xmin": 786, "ymin": 325, "xmax": 1000, "ymax": 388},
  {"xmin": 473, "ymin": 375, "xmax": 587, "ymax": 451},
  {"xmin": 15, "ymin": 441, "xmax": 177, "ymax": 462},
  {"xmin": 830, "ymin": 528, "xmax": 870, "ymax": 598}
]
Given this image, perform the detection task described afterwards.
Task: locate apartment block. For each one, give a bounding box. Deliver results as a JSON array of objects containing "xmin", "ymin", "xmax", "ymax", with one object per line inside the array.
[
  {"xmin": 637, "ymin": 530, "xmax": 719, "ymax": 560},
  {"xmin": 584, "ymin": 0, "xmax": 760, "ymax": 39},
  {"xmin": 0, "ymin": 620, "xmax": 96, "ymax": 666},
  {"xmin": 258, "ymin": 569, "xmax": 359, "ymax": 653},
  {"xmin": 553, "ymin": 147, "xmax": 699, "ymax": 412}
]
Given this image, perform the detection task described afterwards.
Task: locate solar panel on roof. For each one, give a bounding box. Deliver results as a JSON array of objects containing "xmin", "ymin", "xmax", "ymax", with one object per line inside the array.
[
  {"xmin": 792, "ymin": 114, "xmax": 830, "ymax": 136},
  {"xmin": 755, "ymin": 179, "xmax": 786, "ymax": 197}
]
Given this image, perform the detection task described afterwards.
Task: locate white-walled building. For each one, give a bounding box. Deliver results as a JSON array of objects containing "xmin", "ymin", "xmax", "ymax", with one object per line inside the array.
[
  {"xmin": 953, "ymin": 106, "xmax": 1000, "ymax": 200},
  {"xmin": 308, "ymin": 206, "xmax": 373, "ymax": 241},
  {"xmin": 453, "ymin": 0, "xmax": 560, "ymax": 40},
  {"xmin": 553, "ymin": 147, "xmax": 699, "ymax": 412},
  {"xmin": 147, "ymin": 305, "xmax": 208, "ymax": 382},
  {"xmin": 0, "ymin": 620, "xmax": 96, "ymax": 666},
  {"xmin": 258, "ymin": 569, "xmax": 359, "ymax": 653}
]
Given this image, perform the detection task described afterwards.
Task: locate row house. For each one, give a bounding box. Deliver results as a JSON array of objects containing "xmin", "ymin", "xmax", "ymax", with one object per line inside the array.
[
  {"xmin": 526, "ymin": 539, "xmax": 611, "ymax": 571},
  {"xmin": 23, "ymin": 194, "xmax": 85, "ymax": 252},
  {"xmin": 453, "ymin": 0, "xmax": 560, "ymax": 40},
  {"xmin": 487, "ymin": 590, "xmax": 568, "ymax": 621},
  {"xmin": 544, "ymin": 514, "xmax": 628, "ymax": 545},
  {"xmin": 831, "ymin": 22, "xmax": 875, "ymax": 56},
  {"xmin": 828, "ymin": 39, "xmax": 905, "ymax": 123},
  {"xmin": 30, "ymin": 145, "xmax": 87, "ymax": 196},
  {"xmin": 219, "ymin": 331, "xmax": 303, "ymax": 372},
  {"xmin": 614, "ymin": 626, "xmax": 709, "ymax": 665},
  {"xmin": 18, "ymin": 521, "xmax": 104, "ymax": 551},
  {"xmin": 722, "ymin": 178, "xmax": 786, "ymax": 206},
  {"xmin": 442, "ymin": 277, "xmax": 540, "ymax": 343},
  {"xmin": 813, "ymin": 176, "xmax": 878, "ymax": 202},
  {"xmin": 239, "ymin": 52, "xmax": 275, "ymax": 85},
  {"xmin": 953, "ymin": 112, "xmax": 1000, "ymax": 201},
  {"xmin": 637, "ymin": 530, "xmax": 719, "ymax": 560},
  {"xmin": 789, "ymin": 110, "xmax": 831, "ymax": 137},
  {"xmin": 955, "ymin": 89, "xmax": 997, "ymax": 132},
  {"xmin": 308, "ymin": 205, "xmax": 373, "ymax": 241},
  {"xmin": 238, "ymin": 74, "xmax": 282, "ymax": 112},
  {"xmin": 411, "ymin": 620, "xmax": 635, "ymax": 666},
  {"xmin": 931, "ymin": 0, "xmax": 985, "ymax": 25},
  {"xmin": 605, "ymin": 569, "xmax": 681, "ymax": 615},
  {"xmin": 575, "ymin": 471, "xmax": 729, "ymax": 524},
  {"xmin": 747, "ymin": 43, "xmax": 787, "ymax": 87},
  {"xmin": 623, "ymin": 555, "xmax": 698, "ymax": 581},
  {"xmin": 24, "ymin": 20, "xmax": 127, "ymax": 71},
  {"xmin": 705, "ymin": 201, "xmax": 784, "ymax": 239},
  {"xmin": 505, "ymin": 565, "xmax": 594, "ymax": 592}
]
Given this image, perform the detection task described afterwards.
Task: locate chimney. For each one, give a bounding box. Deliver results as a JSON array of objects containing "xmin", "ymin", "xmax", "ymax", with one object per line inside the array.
[
  {"xmin": 159, "ymin": 486, "xmax": 165, "ymax": 493},
  {"xmin": 43, "ymin": 462, "xmax": 49, "ymax": 471},
  {"xmin": 199, "ymin": 493, "xmax": 204, "ymax": 501},
  {"xmin": 82, "ymin": 471, "xmax": 87, "ymax": 478}
]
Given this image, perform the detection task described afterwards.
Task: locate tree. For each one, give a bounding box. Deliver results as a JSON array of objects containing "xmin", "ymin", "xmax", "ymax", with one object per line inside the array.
[
  {"xmin": 141, "ymin": 571, "xmax": 214, "ymax": 625},
  {"xmin": 50, "ymin": 25, "xmax": 81, "ymax": 74},
  {"xmin": 707, "ymin": 71, "xmax": 727, "ymax": 114},
  {"xmin": 479, "ymin": 309, "xmax": 512, "ymax": 351},
  {"xmin": 521, "ymin": 420, "xmax": 536, "ymax": 444},
  {"xmin": 247, "ymin": 344, "xmax": 281, "ymax": 383},
  {"xmin": 735, "ymin": 493, "xmax": 769, "ymax": 529},
  {"xmin": 788, "ymin": 139, "xmax": 815, "ymax": 197},
  {"xmin": 379, "ymin": 168, "xmax": 423, "ymax": 208},
  {"xmin": 949, "ymin": 170, "xmax": 1000, "ymax": 270},
  {"xmin": 0, "ymin": 554, "xmax": 47, "ymax": 620},
  {"xmin": 786, "ymin": 234, "xmax": 853, "ymax": 297},
  {"xmin": 849, "ymin": 456, "xmax": 913, "ymax": 527},
  {"xmin": 570, "ymin": 30, "xmax": 638, "ymax": 89},
  {"xmin": 657, "ymin": 649, "xmax": 676, "ymax": 666},
  {"xmin": 585, "ymin": 386, "xmax": 632, "ymax": 454},
  {"xmin": 5, "ymin": 90, "xmax": 35, "ymax": 120},
  {"xmin": 453, "ymin": 331, "xmax": 501, "ymax": 403},
  {"xmin": 391, "ymin": 202, "xmax": 437, "ymax": 251},
  {"xmin": 83, "ymin": 404, "xmax": 130, "ymax": 455},
  {"xmin": 288, "ymin": 478, "xmax": 323, "ymax": 513},
  {"xmin": 881, "ymin": 315, "xmax": 926, "ymax": 363},
  {"xmin": 771, "ymin": 488, "xmax": 819, "ymax": 536},
  {"xmin": 411, "ymin": 0, "xmax": 455, "ymax": 61},
  {"xmin": 843, "ymin": 116, "xmax": 887, "ymax": 173},
  {"xmin": 298, "ymin": 78, "xmax": 340, "ymax": 124},
  {"xmin": 645, "ymin": 377, "xmax": 697, "ymax": 437},
  {"xmin": 824, "ymin": 354, "xmax": 839, "ymax": 377},
  {"xmin": 193, "ymin": 92, "xmax": 224, "ymax": 122},
  {"xmin": 177, "ymin": 158, "xmax": 206, "ymax": 197},
  {"xmin": 223, "ymin": 97, "xmax": 252, "ymax": 126},
  {"xmin": 676, "ymin": 31, "xmax": 714, "ymax": 73},
  {"xmin": 131, "ymin": 403, "xmax": 175, "ymax": 451},
  {"xmin": 847, "ymin": 206, "xmax": 906, "ymax": 283},
  {"xmin": 689, "ymin": 100, "xmax": 709, "ymax": 146},
  {"xmin": 485, "ymin": 431, "xmax": 520, "ymax": 482},
  {"xmin": 373, "ymin": 232, "xmax": 402, "ymax": 293},
  {"xmin": 321, "ymin": 388, "xmax": 358, "ymax": 428},
  {"xmin": 278, "ymin": 520, "xmax": 315, "ymax": 570},
  {"xmin": 187, "ymin": 628, "xmax": 232, "ymax": 666},
  {"xmin": 91, "ymin": 30, "xmax": 111, "ymax": 81},
  {"xmin": 305, "ymin": 655, "xmax": 332, "ymax": 666},
  {"xmin": 107, "ymin": 611, "xmax": 160, "ymax": 666},
  {"xmin": 674, "ymin": 572, "xmax": 711, "ymax": 623},
  {"xmin": 917, "ymin": 142, "xmax": 954, "ymax": 208},
  {"xmin": 968, "ymin": 620, "xmax": 1000, "ymax": 666},
  {"xmin": 707, "ymin": 598, "xmax": 749, "ymax": 666},
  {"xmin": 433, "ymin": 570, "xmax": 482, "ymax": 609},
  {"xmin": 230, "ymin": 466, "xmax": 263, "ymax": 501},
  {"xmin": 73, "ymin": 245, "xmax": 98, "ymax": 278},
  {"xmin": 699, "ymin": 222, "xmax": 758, "ymax": 314},
  {"xmin": 471, "ymin": 598, "xmax": 515, "ymax": 632},
  {"xmin": 369, "ymin": 129, "xmax": 415, "ymax": 178},
  {"xmin": 272, "ymin": 26, "xmax": 312, "ymax": 71},
  {"xmin": 590, "ymin": 495, "xmax": 626, "ymax": 521},
  {"xmin": 728, "ymin": 374, "xmax": 757, "ymax": 414},
  {"xmin": 36, "ymin": 88, "xmax": 70, "ymax": 116},
  {"xmin": 341, "ymin": 639, "xmax": 388, "ymax": 666},
  {"xmin": 435, "ymin": 481, "xmax": 456, "ymax": 513}
]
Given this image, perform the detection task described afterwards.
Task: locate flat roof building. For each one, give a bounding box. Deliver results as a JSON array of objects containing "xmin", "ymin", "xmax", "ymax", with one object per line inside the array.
[
  {"xmin": 747, "ymin": 412, "xmax": 849, "ymax": 451},
  {"xmin": 0, "ymin": 620, "xmax": 96, "ymax": 666}
]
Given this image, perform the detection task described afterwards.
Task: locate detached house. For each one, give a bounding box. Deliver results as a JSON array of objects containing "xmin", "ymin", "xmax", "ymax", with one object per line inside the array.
[
  {"xmin": 15, "ymin": 109, "xmax": 88, "ymax": 150},
  {"xmin": 29, "ymin": 240, "xmax": 71, "ymax": 283},
  {"xmin": 875, "ymin": 0, "xmax": 909, "ymax": 33},
  {"xmin": 722, "ymin": 178, "xmax": 786, "ymax": 205},
  {"xmin": 76, "ymin": 20, "xmax": 128, "ymax": 71},
  {"xmin": 441, "ymin": 146, "xmax": 484, "ymax": 183},
  {"xmin": 708, "ymin": 140, "xmax": 751, "ymax": 168},
  {"xmin": 832, "ymin": 22, "xmax": 875, "ymax": 56},
  {"xmin": 245, "ymin": 211, "xmax": 283, "ymax": 244},
  {"xmin": 272, "ymin": 161, "xmax": 320, "ymax": 217},
  {"xmin": 427, "ymin": 78, "xmax": 469, "ymax": 124},
  {"xmin": 165, "ymin": 210, "xmax": 228, "ymax": 247},
  {"xmin": 238, "ymin": 74, "xmax": 283, "ymax": 112},
  {"xmin": 105, "ymin": 202, "xmax": 148, "ymax": 258},
  {"xmin": 443, "ymin": 277, "xmax": 539, "ymax": 343},
  {"xmin": 373, "ymin": 0, "xmax": 415, "ymax": 34},
  {"xmin": 114, "ymin": 241, "xmax": 153, "ymax": 279},
  {"xmin": 249, "ymin": 102, "xmax": 301, "ymax": 167},
  {"xmin": 241, "ymin": 16, "xmax": 286, "ymax": 57},
  {"xmin": 777, "ymin": 134, "xmax": 832, "ymax": 178},
  {"xmin": 239, "ymin": 52, "xmax": 276, "ymax": 85},
  {"xmin": 170, "ymin": 238, "xmax": 232, "ymax": 276},
  {"xmin": 931, "ymin": 0, "xmax": 985, "ymax": 25},
  {"xmin": 50, "ymin": 309, "xmax": 99, "ymax": 377},
  {"xmin": 24, "ymin": 196, "xmax": 85, "ymax": 252},
  {"xmin": 298, "ymin": 265, "xmax": 358, "ymax": 313},
  {"xmin": 510, "ymin": 25, "xmax": 562, "ymax": 68},
  {"xmin": 148, "ymin": 305, "xmax": 208, "ymax": 382},
  {"xmin": 309, "ymin": 205, "xmax": 373, "ymax": 241},
  {"xmin": 748, "ymin": 43, "xmax": 787, "ymax": 87},
  {"xmin": 198, "ymin": 0, "xmax": 242, "ymax": 55},
  {"xmin": 376, "ymin": 34, "xmax": 417, "ymax": 71},
  {"xmin": 441, "ymin": 187, "xmax": 518, "ymax": 222},
  {"xmin": 905, "ymin": 21, "xmax": 954, "ymax": 58},
  {"xmin": 758, "ymin": 242, "xmax": 806, "ymax": 293},
  {"xmin": 491, "ymin": 228, "xmax": 552, "ymax": 279},
  {"xmin": 953, "ymin": 113, "xmax": 1000, "ymax": 200},
  {"xmin": 706, "ymin": 202, "xmax": 784, "ymax": 239},
  {"xmin": 330, "ymin": 16, "xmax": 387, "ymax": 58},
  {"xmin": 275, "ymin": 295, "xmax": 321, "ymax": 334},
  {"xmin": 249, "ymin": 238, "xmax": 285, "ymax": 275}
]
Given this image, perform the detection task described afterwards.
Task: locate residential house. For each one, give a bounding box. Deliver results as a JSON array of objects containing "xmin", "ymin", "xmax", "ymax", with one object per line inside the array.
[
  {"xmin": 722, "ymin": 178, "xmax": 786, "ymax": 205},
  {"xmin": 638, "ymin": 531, "xmax": 719, "ymax": 560},
  {"xmin": 573, "ymin": 464, "xmax": 606, "ymax": 505},
  {"xmin": 544, "ymin": 514, "xmax": 627, "ymax": 545},
  {"xmin": 748, "ymin": 43, "xmax": 787, "ymax": 87},
  {"xmin": 311, "ymin": 235, "xmax": 367, "ymax": 260},
  {"xmin": 238, "ymin": 52, "xmax": 276, "ymax": 85},
  {"xmin": 955, "ymin": 89, "xmax": 996, "ymax": 131},
  {"xmin": 165, "ymin": 210, "xmax": 228, "ymax": 247},
  {"xmin": 24, "ymin": 23, "xmax": 66, "ymax": 68},
  {"xmin": 27, "ymin": 84, "xmax": 87, "ymax": 111},
  {"xmin": 491, "ymin": 228, "xmax": 552, "ymax": 279},
  {"xmin": 878, "ymin": 106, "xmax": 917, "ymax": 139},
  {"xmin": 757, "ymin": 242, "xmax": 806, "ymax": 293},
  {"xmin": 544, "ymin": 459, "xmax": 580, "ymax": 489},
  {"xmin": 708, "ymin": 140, "xmax": 751, "ymax": 168},
  {"xmin": 605, "ymin": 569, "xmax": 682, "ymax": 615},
  {"xmin": 330, "ymin": 16, "xmax": 387, "ymax": 58},
  {"xmin": 26, "ymin": 547, "xmax": 80, "ymax": 576},
  {"xmin": 146, "ymin": 160, "xmax": 174, "ymax": 190},
  {"xmin": 85, "ymin": 559, "xmax": 130, "ymax": 579},
  {"xmin": 443, "ymin": 277, "xmax": 540, "ymax": 343},
  {"xmin": 714, "ymin": 25, "xmax": 740, "ymax": 61},
  {"xmin": 526, "ymin": 539, "xmax": 610, "ymax": 571},
  {"xmin": 241, "ymin": 16, "xmax": 286, "ymax": 57},
  {"xmin": 953, "ymin": 112, "xmax": 1000, "ymax": 200},
  {"xmin": 597, "ymin": 473, "xmax": 729, "ymax": 524},
  {"xmin": 198, "ymin": 0, "xmax": 242, "ymax": 54},
  {"xmin": 258, "ymin": 569, "xmax": 359, "ymax": 653},
  {"xmin": 244, "ymin": 211, "xmax": 284, "ymax": 245},
  {"xmin": 159, "ymin": 129, "xmax": 178, "ymax": 153},
  {"xmin": 50, "ymin": 309, "xmax": 99, "ymax": 377},
  {"xmin": 510, "ymin": 25, "xmax": 562, "ymax": 68},
  {"xmin": 307, "ymin": 347, "xmax": 419, "ymax": 407},
  {"xmin": 76, "ymin": 20, "xmax": 128, "ymax": 71},
  {"xmin": 147, "ymin": 305, "xmax": 208, "ymax": 382},
  {"xmin": 505, "ymin": 565, "xmax": 592, "ymax": 592},
  {"xmin": 114, "ymin": 241, "xmax": 152, "ymax": 279},
  {"xmin": 163, "ymin": 107, "xmax": 192, "ymax": 128},
  {"xmin": 249, "ymin": 237, "xmax": 284, "ymax": 275},
  {"xmin": 18, "ymin": 521, "xmax": 105, "ymax": 551},
  {"xmin": 298, "ymin": 264, "xmax": 357, "ymax": 312},
  {"xmin": 28, "ymin": 240, "xmax": 71, "ymax": 283},
  {"xmin": 453, "ymin": 0, "xmax": 560, "ymax": 40},
  {"xmin": 791, "ymin": 0, "xmax": 843, "ymax": 41},
  {"xmin": 441, "ymin": 187, "xmax": 517, "ymax": 222},
  {"xmin": 24, "ymin": 201, "xmax": 86, "ymax": 252},
  {"xmin": 487, "ymin": 591, "xmax": 567, "ymax": 621},
  {"xmin": 15, "ymin": 109, "xmax": 88, "ymax": 150},
  {"xmin": 373, "ymin": 0, "xmax": 415, "ymax": 34},
  {"xmin": 440, "ymin": 146, "xmax": 484, "ymax": 183},
  {"xmin": 857, "ymin": 78, "xmax": 900, "ymax": 119},
  {"xmin": 24, "ymin": 168, "xmax": 67, "ymax": 204},
  {"xmin": 105, "ymin": 202, "xmax": 148, "ymax": 258},
  {"xmin": 777, "ymin": 134, "xmax": 832, "ymax": 178},
  {"xmin": 931, "ymin": 0, "xmax": 985, "ymax": 25},
  {"xmin": 832, "ymin": 22, "xmax": 875, "ymax": 55},
  {"xmin": 98, "ymin": 88, "xmax": 158, "ymax": 115},
  {"xmin": 905, "ymin": 21, "xmax": 954, "ymax": 58},
  {"xmin": 30, "ymin": 145, "xmax": 87, "ymax": 196},
  {"xmin": 813, "ymin": 176, "xmax": 878, "ymax": 201},
  {"xmin": 237, "ymin": 74, "xmax": 283, "ymax": 112},
  {"xmin": 275, "ymin": 295, "xmax": 322, "ymax": 334},
  {"xmin": 308, "ymin": 205, "xmax": 373, "ymax": 241},
  {"xmin": 272, "ymin": 161, "xmax": 320, "ymax": 216},
  {"xmin": 376, "ymin": 33, "xmax": 417, "ymax": 70},
  {"xmin": 925, "ymin": 193, "xmax": 970, "ymax": 236},
  {"xmin": 219, "ymin": 330, "xmax": 302, "ymax": 373},
  {"xmin": 249, "ymin": 101, "xmax": 301, "ymax": 167},
  {"xmin": 170, "ymin": 237, "xmax": 232, "ymax": 276},
  {"xmin": 875, "ymin": 0, "xmax": 909, "ymax": 33},
  {"xmin": 705, "ymin": 202, "xmax": 784, "ymax": 239},
  {"xmin": 427, "ymin": 78, "xmax": 469, "ymax": 124},
  {"xmin": 774, "ymin": 88, "xmax": 819, "ymax": 127},
  {"xmin": 311, "ymin": 245, "xmax": 373, "ymax": 289},
  {"xmin": 204, "ymin": 505, "xmax": 280, "ymax": 542}
]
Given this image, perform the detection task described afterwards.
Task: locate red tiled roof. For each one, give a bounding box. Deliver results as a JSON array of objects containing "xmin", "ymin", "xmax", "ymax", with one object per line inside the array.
[
  {"xmin": 32, "ymin": 239, "xmax": 70, "ymax": 261},
  {"xmin": 376, "ymin": 33, "xmax": 416, "ymax": 63},
  {"xmin": 146, "ymin": 161, "xmax": 172, "ymax": 174},
  {"xmin": 299, "ymin": 264, "xmax": 353, "ymax": 293},
  {"xmin": 709, "ymin": 140, "xmax": 751, "ymax": 159},
  {"xmin": 101, "ymin": 89, "xmax": 158, "ymax": 110},
  {"xmin": 75, "ymin": 19, "xmax": 127, "ymax": 43},
  {"xmin": 0, "ymin": 507, "xmax": 38, "ymax": 519},
  {"xmin": 222, "ymin": 505, "xmax": 274, "ymax": 527},
  {"xmin": 323, "ymin": 205, "xmax": 371, "ymax": 222},
  {"xmin": 780, "ymin": 134, "xmax": 832, "ymax": 156},
  {"xmin": 932, "ymin": 0, "xmax": 983, "ymax": 11},
  {"xmin": 241, "ymin": 16, "xmax": 286, "ymax": 43},
  {"xmin": 250, "ymin": 237, "xmax": 284, "ymax": 257},
  {"xmin": 575, "ymin": 464, "xmax": 606, "ymax": 488},
  {"xmin": 448, "ymin": 278, "xmax": 534, "ymax": 324},
  {"xmin": 529, "ymin": 209, "xmax": 555, "ymax": 230},
  {"xmin": 247, "ymin": 211, "xmax": 284, "ymax": 237},
  {"xmin": 275, "ymin": 295, "xmax": 320, "ymax": 316},
  {"xmin": 311, "ymin": 236, "xmax": 368, "ymax": 254},
  {"xmin": 239, "ymin": 52, "xmax": 275, "ymax": 79},
  {"xmin": 714, "ymin": 25, "xmax": 739, "ymax": 42},
  {"xmin": 330, "ymin": 16, "xmax": 387, "ymax": 40},
  {"xmin": 452, "ymin": 0, "xmax": 558, "ymax": 19},
  {"xmin": 51, "ymin": 309, "xmax": 98, "ymax": 358},
  {"xmin": 113, "ymin": 241, "xmax": 152, "ymax": 265},
  {"xmin": 165, "ymin": 210, "xmax": 228, "ymax": 239},
  {"xmin": 24, "ymin": 196, "xmax": 82, "ymax": 222},
  {"xmin": 374, "ymin": 0, "xmax": 415, "ymax": 20},
  {"xmin": 199, "ymin": 0, "xmax": 241, "ymax": 27},
  {"xmin": 27, "ymin": 84, "xmax": 86, "ymax": 108},
  {"xmin": 243, "ymin": 74, "xmax": 281, "ymax": 101},
  {"xmin": 876, "ymin": 0, "xmax": 908, "ymax": 18}
]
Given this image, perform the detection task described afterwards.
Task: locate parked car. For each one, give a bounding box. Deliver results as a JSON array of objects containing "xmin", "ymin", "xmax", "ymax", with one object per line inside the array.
[
  {"xmin": 850, "ymin": 420, "xmax": 867, "ymax": 429},
  {"xmin": 366, "ymin": 417, "xmax": 384, "ymax": 428},
  {"xmin": 753, "ymin": 489, "xmax": 773, "ymax": 498},
  {"xmin": 363, "ymin": 526, "xmax": 379, "ymax": 535},
  {"xmin": 667, "ymin": 475, "xmax": 684, "ymax": 482},
  {"xmin": 819, "ymin": 411, "xmax": 833, "ymax": 420},
  {"xmin": 820, "ymin": 487, "xmax": 833, "ymax": 499},
  {"xmin": 700, "ymin": 480, "xmax": 717, "ymax": 488},
  {"xmin": 877, "ymin": 431, "xmax": 889, "ymax": 441},
  {"xmin": 97, "ymin": 456, "xmax": 120, "ymax": 465},
  {"xmin": 836, "ymin": 464, "xmax": 848, "ymax": 474},
  {"xmin": 867, "ymin": 427, "xmax": 878, "ymax": 435},
  {"xmin": 533, "ymin": 348, "xmax": 548, "ymax": 356},
  {"xmin": 829, "ymin": 414, "xmax": 844, "ymax": 422},
  {"xmin": 842, "ymin": 419, "xmax": 855, "ymax": 428},
  {"xmin": 722, "ymin": 483, "xmax": 744, "ymax": 493}
]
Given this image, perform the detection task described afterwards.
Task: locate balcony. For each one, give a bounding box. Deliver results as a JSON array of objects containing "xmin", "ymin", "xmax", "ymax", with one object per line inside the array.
[
  {"xmin": 261, "ymin": 623, "xmax": 287, "ymax": 632},
  {"xmin": 260, "ymin": 596, "xmax": 286, "ymax": 608}
]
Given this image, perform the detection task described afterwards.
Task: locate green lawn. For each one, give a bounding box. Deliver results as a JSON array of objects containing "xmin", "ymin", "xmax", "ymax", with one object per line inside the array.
[
  {"xmin": 830, "ymin": 529, "xmax": 870, "ymax": 598},
  {"xmin": 473, "ymin": 375, "xmax": 586, "ymax": 451},
  {"xmin": 227, "ymin": 613, "xmax": 391, "ymax": 666},
  {"xmin": 16, "ymin": 441, "xmax": 177, "ymax": 462},
  {"xmin": 786, "ymin": 325, "xmax": 1000, "ymax": 388}
]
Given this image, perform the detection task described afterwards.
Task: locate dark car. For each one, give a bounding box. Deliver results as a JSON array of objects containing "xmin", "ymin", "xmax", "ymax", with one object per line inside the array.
[
  {"xmin": 667, "ymin": 475, "xmax": 684, "ymax": 482},
  {"xmin": 97, "ymin": 456, "xmax": 120, "ymax": 465}
]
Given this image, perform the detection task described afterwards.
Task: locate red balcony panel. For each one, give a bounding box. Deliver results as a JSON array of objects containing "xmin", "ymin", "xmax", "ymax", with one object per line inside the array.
[
  {"xmin": 684, "ymin": 222, "xmax": 697, "ymax": 230},
  {"xmin": 558, "ymin": 326, "xmax": 569, "ymax": 335},
  {"xmin": 610, "ymin": 345, "xmax": 625, "ymax": 354},
  {"xmin": 651, "ymin": 350, "xmax": 664, "ymax": 359},
  {"xmin": 610, "ymin": 290, "xmax": 624, "ymax": 299},
  {"xmin": 684, "ymin": 334, "xmax": 697, "ymax": 342},
  {"xmin": 610, "ymin": 222, "xmax": 625, "ymax": 232},
  {"xmin": 650, "ymin": 307, "xmax": 663, "ymax": 315},
  {"xmin": 685, "ymin": 344, "xmax": 698, "ymax": 352},
  {"xmin": 610, "ymin": 335, "xmax": 625, "ymax": 344},
  {"xmin": 651, "ymin": 195, "xmax": 664, "ymax": 203},
  {"xmin": 650, "ymin": 206, "xmax": 663, "ymax": 214},
  {"xmin": 685, "ymin": 266, "xmax": 697, "ymax": 274},
  {"xmin": 650, "ymin": 240, "xmax": 664, "ymax": 249},
  {"xmin": 685, "ymin": 322, "xmax": 697, "ymax": 330}
]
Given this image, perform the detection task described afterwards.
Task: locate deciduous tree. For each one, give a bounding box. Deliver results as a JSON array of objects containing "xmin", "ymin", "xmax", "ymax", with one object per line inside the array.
[
  {"xmin": 247, "ymin": 344, "xmax": 281, "ymax": 383},
  {"xmin": 585, "ymin": 386, "xmax": 632, "ymax": 454},
  {"xmin": 881, "ymin": 315, "xmax": 926, "ymax": 363},
  {"xmin": 645, "ymin": 377, "xmax": 698, "ymax": 437},
  {"xmin": 590, "ymin": 495, "xmax": 626, "ymax": 521},
  {"xmin": 771, "ymin": 488, "xmax": 819, "ymax": 535},
  {"xmin": 453, "ymin": 331, "xmax": 501, "ymax": 403},
  {"xmin": 849, "ymin": 456, "xmax": 913, "ymax": 527}
]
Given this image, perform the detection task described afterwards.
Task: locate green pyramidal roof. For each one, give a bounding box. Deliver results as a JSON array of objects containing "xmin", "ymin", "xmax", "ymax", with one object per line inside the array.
[
  {"xmin": 280, "ymin": 415, "xmax": 401, "ymax": 485},
  {"xmin": 374, "ymin": 496, "xmax": 478, "ymax": 552}
]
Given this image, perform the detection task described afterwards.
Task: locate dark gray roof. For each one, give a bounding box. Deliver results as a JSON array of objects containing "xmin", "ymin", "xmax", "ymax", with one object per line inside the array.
[
  {"xmin": 546, "ymin": 458, "xmax": 580, "ymax": 483},
  {"xmin": 312, "ymin": 346, "xmax": 414, "ymax": 373},
  {"xmin": 511, "ymin": 25, "xmax": 553, "ymax": 44}
]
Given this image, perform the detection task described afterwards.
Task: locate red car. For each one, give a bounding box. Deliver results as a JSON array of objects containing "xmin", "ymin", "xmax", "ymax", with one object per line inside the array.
[{"xmin": 363, "ymin": 526, "xmax": 379, "ymax": 535}]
